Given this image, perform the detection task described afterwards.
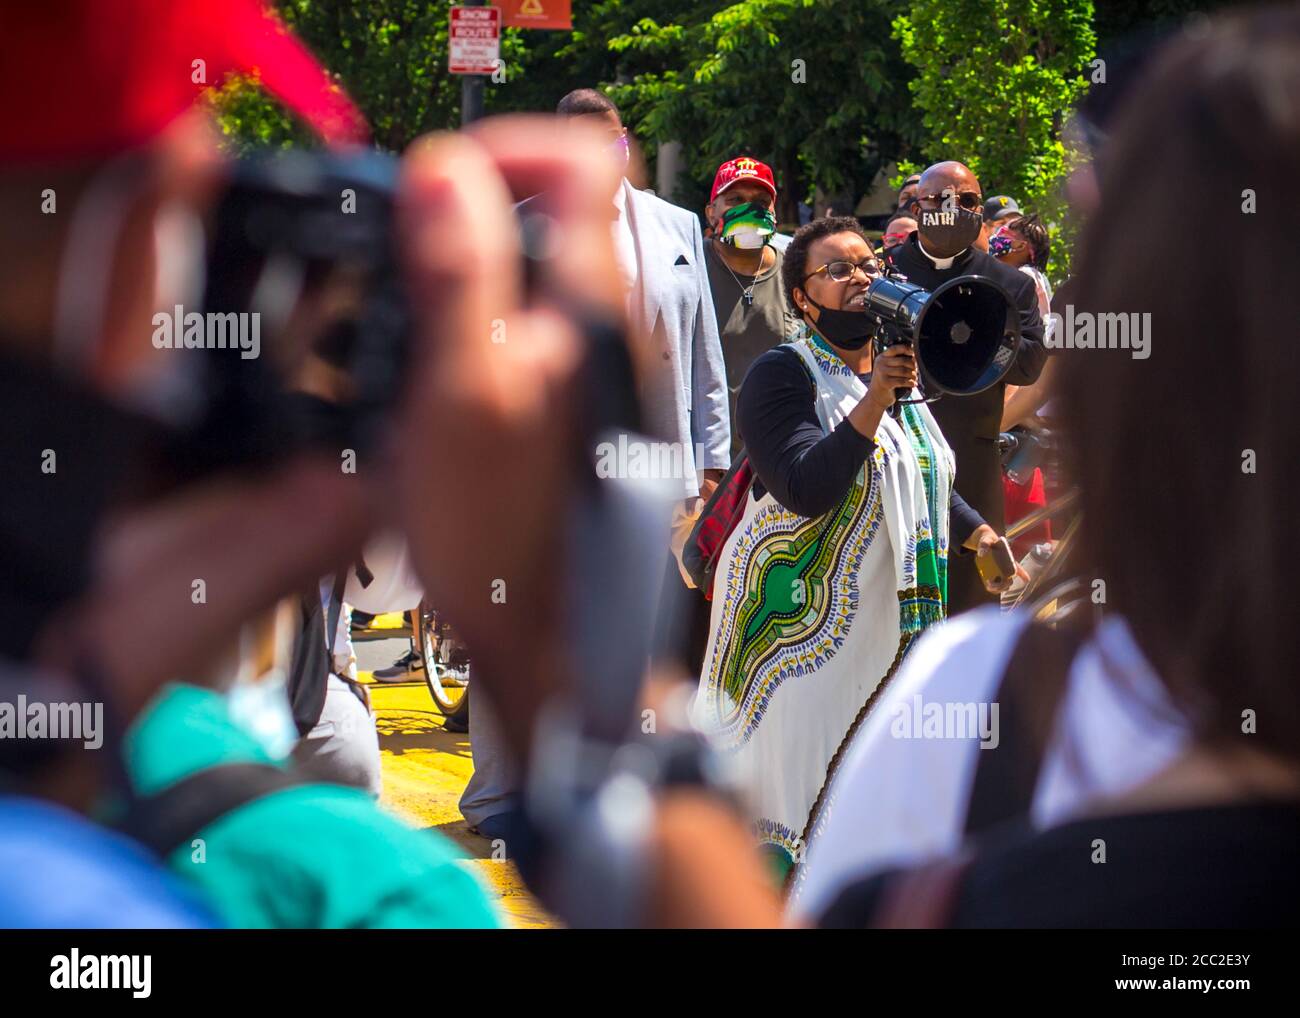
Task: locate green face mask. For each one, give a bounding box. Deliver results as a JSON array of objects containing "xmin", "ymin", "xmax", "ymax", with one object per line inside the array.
[{"xmin": 716, "ymin": 200, "xmax": 776, "ymax": 250}]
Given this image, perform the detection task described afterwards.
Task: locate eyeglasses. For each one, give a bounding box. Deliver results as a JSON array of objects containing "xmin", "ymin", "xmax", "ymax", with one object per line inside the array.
[
  {"xmin": 916, "ymin": 190, "xmax": 983, "ymax": 211},
  {"xmin": 803, "ymin": 258, "xmax": 880, "ymax": 283}
]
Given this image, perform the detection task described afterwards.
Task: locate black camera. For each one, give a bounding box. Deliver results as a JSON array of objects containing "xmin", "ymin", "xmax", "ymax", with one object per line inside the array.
[
  {"xmin": 174, "ymin": 150, "xmax": 409, "ymax": 477},
  {"xmin": 188, "ymin": 151, "xmax": 655, "ymax": 737}
]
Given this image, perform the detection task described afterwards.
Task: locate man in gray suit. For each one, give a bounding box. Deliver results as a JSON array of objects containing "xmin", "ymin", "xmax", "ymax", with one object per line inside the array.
[
  {"xmin": 557, "ymin": 88, "xmax": 731, "ymax": 500},
  {"xmin": 460, "ymin": 89, "xmax": 731, "ymax": 840}
]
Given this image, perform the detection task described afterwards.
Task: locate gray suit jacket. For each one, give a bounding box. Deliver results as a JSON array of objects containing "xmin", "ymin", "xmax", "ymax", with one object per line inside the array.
[{"xmin": 622, "ymin": 179, "xmax": 730, "ymax": 497}]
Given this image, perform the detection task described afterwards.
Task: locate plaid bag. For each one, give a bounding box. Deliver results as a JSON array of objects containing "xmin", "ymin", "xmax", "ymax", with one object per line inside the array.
[
  {"xmin": 681, "ymin": 452, "xmax": 755, "ymax": 598},
  {"xmin": 683, "ymin": 350, "xmax": 815, "ymax": 598}
]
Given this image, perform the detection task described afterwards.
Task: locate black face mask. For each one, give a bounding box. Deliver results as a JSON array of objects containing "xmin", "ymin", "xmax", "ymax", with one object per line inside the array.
[
  {"xmin": 917, "ymin": 205, "xmax": 983, "ymax": 259},
  {"xmin": 804, "ymin": 295, "xmax": 873, "ymax": 351}
]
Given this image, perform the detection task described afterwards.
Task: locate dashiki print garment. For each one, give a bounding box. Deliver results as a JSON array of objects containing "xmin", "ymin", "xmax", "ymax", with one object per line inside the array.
[{"xmin": 691, "ymin": 330, "xmax": 955, "ymax": 882}]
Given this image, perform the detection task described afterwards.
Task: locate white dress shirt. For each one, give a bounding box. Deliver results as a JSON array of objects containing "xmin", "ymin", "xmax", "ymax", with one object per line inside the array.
[
  {"xmin": 917, "ymin": 235, "xmax": 959, "ymax": 269},
  {"xmin": 611, "ymin": 181, "xmax": 639, "ymax": 293}
]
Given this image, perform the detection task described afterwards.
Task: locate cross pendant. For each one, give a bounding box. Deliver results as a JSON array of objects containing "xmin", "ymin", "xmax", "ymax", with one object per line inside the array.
[{"xmin": 743, "ymin": 291, "xmax": 753, "ymax": 307}]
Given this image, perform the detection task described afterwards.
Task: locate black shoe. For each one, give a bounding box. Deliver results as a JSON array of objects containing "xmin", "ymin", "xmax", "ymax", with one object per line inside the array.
[
  {"xmin": 442, "ymin": 713, "xmax": 469, "ymax": 734},
  {"xmin": 350, "ymin": 609, "xmax": 376, "ymax": 629},
  {"xmin": 471, "ymin": 810, "xmax": 519, "ymax": 842},
  {"xmin": 372, "ymin": 649, "xmax": 422, "ymax": 682}
]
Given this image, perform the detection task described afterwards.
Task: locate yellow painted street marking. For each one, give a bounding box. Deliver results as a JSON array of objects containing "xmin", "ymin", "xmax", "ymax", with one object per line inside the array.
[{"xmin": 370, "ymin": 679, "xmax": 556, "ymax": 929}]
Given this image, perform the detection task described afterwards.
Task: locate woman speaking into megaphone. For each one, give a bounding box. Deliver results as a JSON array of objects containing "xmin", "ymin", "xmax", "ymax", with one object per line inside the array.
[{"xmin": 688, "ymin": 216, "xmax": 1022, "ymax": 881}]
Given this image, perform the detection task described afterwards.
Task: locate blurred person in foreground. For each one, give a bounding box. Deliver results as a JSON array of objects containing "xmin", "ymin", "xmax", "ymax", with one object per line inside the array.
[
  {"xmin": 689, "ymin": 217, "xmax": 1015, "ymax": 882},
  {"xmin": 460, "ymin": 88, "xmax": 731, "ymax": 839},
  {"xmin": 0, "ymin": 0, "xmax": 625, "ymax": 928},
  {"xmin": 1, "ymin": 668, "xmax": 217, "ymax": 927}
]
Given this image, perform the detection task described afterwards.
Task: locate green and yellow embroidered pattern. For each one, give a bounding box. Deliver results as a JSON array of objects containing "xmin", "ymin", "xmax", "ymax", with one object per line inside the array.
[
  {"xmin": 702, "ymin": 462, "xmax": 884, "ymax": 743},
  {"xmin": 755, "ymin": 818, "xmax": 802, "ymax": 883},
  {"xmin": 898, "ymin": 401, "xmax": 948, "ymax": 611},
  {"xmin": 801, "ymin": 326, "xmax": 855, "ymax": 379}
]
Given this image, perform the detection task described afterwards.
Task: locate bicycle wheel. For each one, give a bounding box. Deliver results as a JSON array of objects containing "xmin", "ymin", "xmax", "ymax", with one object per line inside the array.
[{"xmin": 417, "ymin": 600, "xmax": 470, "ymax": 729}]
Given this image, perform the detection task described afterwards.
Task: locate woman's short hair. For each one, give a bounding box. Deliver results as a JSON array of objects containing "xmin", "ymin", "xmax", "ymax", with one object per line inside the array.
[
  {"xmin": 781, "ymin": 215, "xmax": 866, "ymax": 311},
  {"xmin": 1058, "ymin": 6, "xmax": 1300, "ymax": 762},
  {"xmin": 1009, "ymin": 212, "xmax": 1050, "ymax": 270}
]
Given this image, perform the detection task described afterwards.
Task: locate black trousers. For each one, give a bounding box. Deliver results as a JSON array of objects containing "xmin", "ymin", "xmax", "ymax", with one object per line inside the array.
[{"xmin": 651, "ymin": 552, "xmax": 713, "ymax": 676}]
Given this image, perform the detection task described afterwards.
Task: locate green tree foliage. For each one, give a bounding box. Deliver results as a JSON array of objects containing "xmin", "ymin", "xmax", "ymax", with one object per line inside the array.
[
  {"xmin": 500, "ymin": 0, "xmax": 701, "ymax": 116},
  {"xmin": 893, "ymin": 0, "xmax": 1095, "ymax": 205},
  {"xmin": 600, "ymin": 0, "xmax": 924, "ymax": 221},
  {"xmin": 211, "ymin": 0, "xmax": 1199, "ymax": 284},
  {"xmin": 209, "ymin": 0, "xmax": 924, "ymax": 223},
  {"xmin": 209, "ymin": 1, "xmax": 529, "ymax": 154},
  {"xmin": 891, "ymin": 0, "xmax": 1095, "ymax": 282}
]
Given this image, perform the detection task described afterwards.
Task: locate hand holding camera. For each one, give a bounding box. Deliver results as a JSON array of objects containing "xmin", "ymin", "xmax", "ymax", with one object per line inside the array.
[{"xmin": 392, "ymin": 117, "xmax": 629, "ymax": 761}]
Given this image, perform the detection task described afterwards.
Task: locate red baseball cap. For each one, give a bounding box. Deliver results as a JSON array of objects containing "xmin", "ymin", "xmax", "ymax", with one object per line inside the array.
[
  {"xmin": 710, "ymin": 157, "xmax": 777, "ymax": 203},
  {"xmin": 0, "ymin": 0, "xmax": 369, "ymax": 164}
]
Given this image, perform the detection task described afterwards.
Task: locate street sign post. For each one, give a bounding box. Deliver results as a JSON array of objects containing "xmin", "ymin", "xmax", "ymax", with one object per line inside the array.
[
  {"xmin": 449, "ymin": 5, "xmax": 501, "ymax": 76},
  {"xmin": 449, "ymin": 3, "xmax": 499, "ymax": 126}
]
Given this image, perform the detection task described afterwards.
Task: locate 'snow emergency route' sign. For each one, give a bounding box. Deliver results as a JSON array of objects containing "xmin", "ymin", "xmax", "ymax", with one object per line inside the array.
[{"xmin": 448, "ymin": 6, "xmax": 501, "ymax": 76}]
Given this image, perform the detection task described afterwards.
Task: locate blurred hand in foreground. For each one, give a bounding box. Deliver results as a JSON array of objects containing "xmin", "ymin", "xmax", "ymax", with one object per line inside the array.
[{"xmin": 393, "ymin": 117, "xmax": 629, "ymax": 760}]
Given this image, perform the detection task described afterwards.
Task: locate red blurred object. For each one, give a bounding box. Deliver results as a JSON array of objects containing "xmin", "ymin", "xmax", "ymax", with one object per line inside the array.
[
  {"xmin": 0, "ymin": 0, "xmax": 368, "ymax": 164},
  {"xmin": 1003, "ymin": 467, "xmax": 1052, "ymax": 558},
  {"xmin": 710, "ymin": 157, "xmax": 778, "ymax": 203},
  {"xmin": 501, "ymin": 0, "xmax": 572, "ymax": 31}
]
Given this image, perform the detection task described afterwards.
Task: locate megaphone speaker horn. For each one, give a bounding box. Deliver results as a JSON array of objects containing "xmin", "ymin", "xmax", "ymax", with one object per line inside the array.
[{"xmin": 914, "ymin": 274, "xmax": 1020, "ymax": 396}]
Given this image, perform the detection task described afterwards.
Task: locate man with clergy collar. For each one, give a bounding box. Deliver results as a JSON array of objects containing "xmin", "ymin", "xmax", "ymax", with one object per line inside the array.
[{"xmin": 886, "ymin": 160, "xmax": 1047, "ymax": 614}]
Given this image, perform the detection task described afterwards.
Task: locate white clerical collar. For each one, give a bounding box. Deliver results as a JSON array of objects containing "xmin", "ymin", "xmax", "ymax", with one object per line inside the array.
[{"xmin": 917, "ymin": 236, "xmax": 961, "ymax": 270}]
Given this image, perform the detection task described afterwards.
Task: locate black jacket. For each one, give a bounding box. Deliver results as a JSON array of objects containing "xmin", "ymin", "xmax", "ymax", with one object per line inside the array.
[{"xmin": 884, "ymin": 235, "xmax": 1046, "ymax": 529}]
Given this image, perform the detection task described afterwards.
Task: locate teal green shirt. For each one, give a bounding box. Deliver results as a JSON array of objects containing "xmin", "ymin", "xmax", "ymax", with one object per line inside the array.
[{"xmin": 122, "ymin": 684, "xmax": 500, "ymax": 929}]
